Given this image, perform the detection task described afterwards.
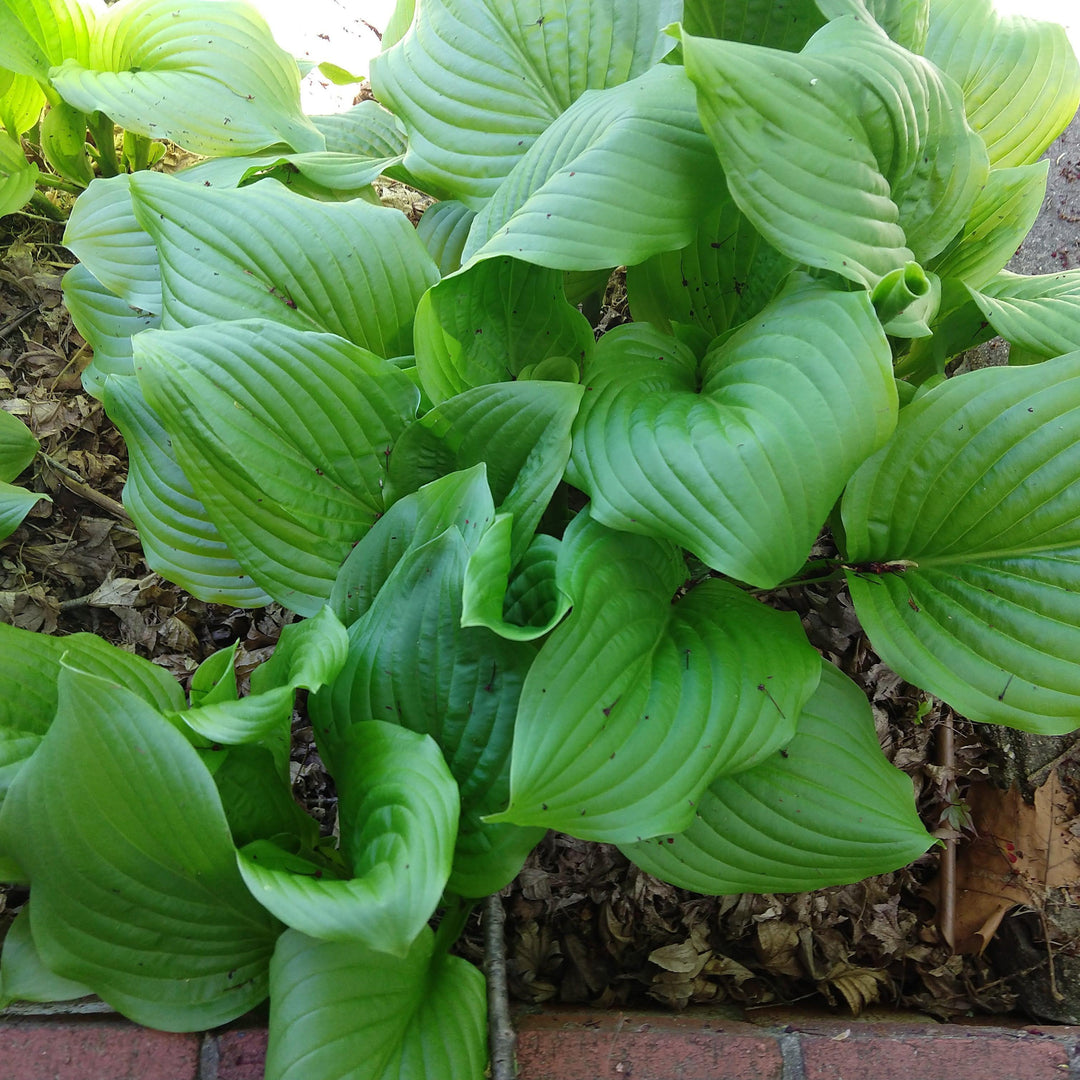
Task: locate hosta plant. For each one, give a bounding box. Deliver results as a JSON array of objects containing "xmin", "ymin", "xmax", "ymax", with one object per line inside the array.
[{"xmin": 3, "ymin": 0, "xmax": 1080, "ymax": 1076}]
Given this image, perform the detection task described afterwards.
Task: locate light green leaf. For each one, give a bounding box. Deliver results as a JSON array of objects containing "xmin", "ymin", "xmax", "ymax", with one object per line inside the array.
[
  {"xmin": 370, "ymin": 0, "xmax": 680, "ymax": 206},
  {"xmin": 492, "ymin": 514, "xmax": 822, "ymax": 842},
  {"xmin": 841, "ymin": 352, "xmax": 1080, "ymax": 733},
  {"xmin": 51, "ymin": 0, "xmax": 323, "ymax": 156},
  {"xmin": 134, "ymin": 319, "xmax": 419, "ymax": 615},
  {"xmin": 683, "ymin": 0, "xmax": 825, "ymax": 49},
  {"xmin": 620, "ymin": 660, "xmax": 932, "ymax": 893},
  {"xmin": 0, "ymin": 0, "xmax": 97, "ymax": 83},
  {"xmin": 387, "ymin": 380, "xmax": 583, "ymax": 564},
  {"xmin": 413, "ymin": 257, "xmax": 593, "ymax": 403},
  {"xmin": 0, "ymin": 618, "xmax": 184, "ymax": 804},
  {"xmin": 0, "ymin": 667, "xmax": 281, "ymax": 1030},
  {"xmin": 968, "ymin": 270, "xmax": 1080, "ymax": 361},
  {"xmin": 314, "ymin": 529, "xmax": 542, "ymax": 898},
  {"xmin": 925, "ymin": 0, "xmax": 1080, "ymax": 169},
  {"xmin": 239, "ymin": 720, "xmax": 458, "ymax": 955},
  {"xmin": 312, "ymin": 100, "xmax": 407, "ymax": 155},
  {"xmin": 929, "ymin": 163, "xmax": 1049, "ymax": 291},
  {"xmin": 462, "ymin": 64, "xmax": 727, "ymax": 270},
  {"xmin": 181, "ymin": 608, "xmax": 348, "ymax": 750},
  {"xmin": 63, "ymin": 174, "xmax": 161, "ymax": 315},
  {"xmin": 569, "ymin": 281, "xmax": 896, "ymax": 588},
  {"xmin": 0, "ymin": 129, "xmax": 37, "ymax": 217},
  {"xmin": 683, "ymin": 15, "xmax": 988, "ymax": 286},
  {"xmin": 62, "ymin": 264, "xmax": 158, "ymax": 396},
  {"xmin": 266, "ymin": 928, "xmax": 486, "ymax": 1080},
  {"xmin": 626, "ymin": 185, "xmax": 796, "ymax": 338},
  {"xmin": 461, "ymin": 519, "xmax": 571, "ymax": 641},
  {"xmin": 0, "ymin": 407, "xmax": 37, "ymax": 481},
  {"xmin": 103, "ymin": 374, "xmax": 271, "ymax": 607},
  {"xmin": 329, "ymin": 465, "xmax": 495, "ymax": 628},
  {"xmin": 0, "ymin": 68, "xmax": 45, "ymax": 135},
  {"xmin": 0, "ymin": 906, "xmax": 93, "ymax": 1006},
  {"xmin": 128, "ymin": 171, "xmax": 438, "ymax": 358},
  {"xmin": 0, "ymin": 480, "xmax": 43, "ymax": 541},
  {"xmin": 417, "ymin": 201, "xmax": 477, "ymax": 277}
]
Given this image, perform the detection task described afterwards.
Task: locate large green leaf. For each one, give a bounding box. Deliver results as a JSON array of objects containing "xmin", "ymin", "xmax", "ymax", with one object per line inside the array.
[
  {"xmin": 928, "ymin": 163, "xmax": 1048, "ymax": 291},
  {"xmin": 841, "ymin": 352, "xmax": 1080, "ymax": 733},
  {"xmin": 462, "ymin": 64, "xmax": 727, "ymax": 270},
  {"xmin": 621, "ymin": 660, "xmax": 932, "ymax": 893},
  {"xmin": 312, "ymin": 100, "xmax": 407, "ymax": 159},
  {"xmin": 62, "ymin": 264, "xmax": 158, "ymax": 397},
  {"xmin": 0, "ymin": 620, "xmax": 183, "ymax": 804},
  {"xmin": 370, "ymin": 0, "xmax": 679, "ymax": 206},
  {"xmin": 416, "ymin": 201, "xmax": 477, "ymax": 277},
  {"xmin": 490, "ymin": 514, "xmax": 821, "ymax": 842},
  {"xmin": 134, "ymin": 319, "xmax": 419, "ymax": 615},
  {"xmin": 0, "ymin": 0, "xmax": 96, "ymax": 83},
  {"xmin": 266, "ymin": 928, "xmax": 486, "ymax": 1080},
  {"xmin": 625, "ymin": 185, "xmax": 797, "ymax": 339},
  {"xmin": 412, "ymin": 256, "xmax": 593, "ymax": 403},
  {"xmin": 387, "ymin": 380, "xmax": 584, "ymax": 564},
  {"xmin": 968, "ymin": 270, "xmax": 1080, "ymax": 361},
  {"xmin": 0, "ymin": 667, "xmax": 281, "ymax": 1030},
  {"xmin": 683, "ymin": 0, "xmax": 825, "ymax": 49},
  {"xmin": 683, "ymin": 15, "xmax": 988, "ymax": 287},
  {"xmin": 0, "ymin": 905, "xmax": 93, "ymax": 1006},
  {"xmin": 51, "ymin": 0, "xmax": 323, "ymax": 156},
  {"xmin": 103, "ymin": 374, "xmax": 272, "ymax": 607},
  {"xmin": 924, "ymin": 0, "xmax": 1080, "ymax": 169},
  {"xmin": 0, "ymin": 67, "xmax": 46, "ymax": 134},
  {"xmin": 0, "ymin": 128, "xmax": 38, "ymax": 217},
  {"xmin": 0, "ymin": 406, "xmax": 37, "ymax": 481},
  {"xmin": 238, "ymin": 721, "xmax": 458, "ymax": 956},
  {"xmin": 568, "ymin": 281, "xmax": 896, "ymax": 588},
  {"xmin": 0, "ymin": 478, "xmax": 42, "ymax": 541},
  {"xmin": 313, "ymin": 529, "xmax": 542, "ymax": 898},
  {"xmin": 128, "ymin": 171, "xmax": 438, "ymax": 358}
]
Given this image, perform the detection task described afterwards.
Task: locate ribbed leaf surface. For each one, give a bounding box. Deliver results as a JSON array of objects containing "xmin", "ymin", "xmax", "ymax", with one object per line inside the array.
[
  {"xmin": 969, "ymin": 270, "xmax": 1080, "ymax": 361},
  {"xmin": 842, "ymin": 352, "xmax": 1080, "ymax": 732},
  {"xmin": 621, "ymin": 661, "xmax": 932, "ymax": 893},
  {"xmin": 569, "ymin": 282, "xmax": 896, "ymax": 587},
  {"xmin": 370, "ymin": 0, "xmax": 679, "ymax": 206},
  {"xmin": 0, "ymin": 0, "xmax": 96, "ymax": 82}
]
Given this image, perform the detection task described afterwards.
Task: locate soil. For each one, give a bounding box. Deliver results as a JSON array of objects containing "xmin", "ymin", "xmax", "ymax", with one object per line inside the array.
[{"xmin": 2, "ymin": 134, "xmax": 1080, "ymax": 1027}]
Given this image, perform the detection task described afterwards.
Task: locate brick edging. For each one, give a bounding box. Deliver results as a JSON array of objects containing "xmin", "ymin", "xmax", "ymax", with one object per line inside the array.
[{"xmin": 2, "ymin": 1007, "xmax": 1079, "ymax": 1079}]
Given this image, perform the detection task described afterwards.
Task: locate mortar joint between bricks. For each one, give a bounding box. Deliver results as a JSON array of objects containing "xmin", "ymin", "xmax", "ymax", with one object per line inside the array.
[
  {"xmin": 198, "ymin": 1031, "xmax": 221, "ymax": 1080},
  {"xmin": 778, "ymin": 1028, "xmax": 807, "ymax": 1080}
]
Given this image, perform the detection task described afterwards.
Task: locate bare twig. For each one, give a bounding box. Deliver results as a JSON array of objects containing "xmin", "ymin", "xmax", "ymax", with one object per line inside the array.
[
  {"xmin": 40, "ymin": 453, "xmax": 131, "ymax": 523},
  {"xmin": 484, "ymin": 893, "xmax": 518, "ymax": 1080},
  {"xmin": 0, "ymin": 305, "xmax": 42, "ymax": 342},
  {"xmin": 938, "ymin": 711, "xmax": 957, "ymax": 951}
]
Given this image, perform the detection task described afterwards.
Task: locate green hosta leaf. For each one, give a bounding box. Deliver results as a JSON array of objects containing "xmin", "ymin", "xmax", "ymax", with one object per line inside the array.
[
  {"xmin": 417, "ymin": 201, "xmax": 477, "ymax": 277},
  {"xmin": 128, "ymin": 171, "xmax": 438, "ymax": 358},
  {"xmin": 929, "ymin": 163, "xmax": 1048, "ymax": 291},
  {"xmin": 0, "ymin": 407, "xmax": 37, "ymax": 481},
  {"xmin": 51, "ymin": 0, "xmax": 323, "ymax": 156},
  {"xmin": 0, "ymin": 68, "xmax": 45, "ymax": 135},
  {"xmin": 968, "ymin": 270, "xmax": 1080, "ymax": 361},
  {"xmin": 0, "ymin": 667, "xmax": 281, "ymax": 1030},
  {"xmin": 62, "ymin": 264, "xmax": 158, "ymax": 396},
  {"xmin": 40, "ymin": 101, "xmax": 92, "ymax": 187},
  {"xmin": 329, "ymin": 465, "xmax": 495, "ymax": 628},
  {"xmin": 266, "ymin": 928, "xmax": 486, "ymax": 1080},
  {"xmin": 0, "ymin": 0, "xmax": 96, "ymax": 83},
  {"xmin": 63, "ymin": 174, "xmax": 161, "ymax": 315},
  {"xmin": 387, "ymin": 380, "xmax": 584, "ymax": 564},
  {"xmin": 314, "ymin": 529, "xmax": 541, "ymax": 898},
  {"xmin": 683, "ymin": 0, "xmax": 825, "ymax": 49},
  {"xmin": 626, "ymin": 185, "xmax": 797, "ymax": 339},
  {"xmin": 462, "ymin": 64, "xmax": 727, "ymax": 270},
  {"xmin": 413, "ymin": 256, "xmax": 593, "ymax": 403},
  {"xmin": 134, "ymin": 319, "xmax": 419, "ymax": 615},
  {"xmin": 569, "ymin": 281, "xmax": 896, "ymax": 588},
  {"xmin": 492, "ymin": 514, "xmax": 821, "ymax": 842},
  {"xmin": 925, "ymin": 0, "xmax": 1080, "ymax": 169},
  {"xmin": 462, "ymin": 519, "xmax": 571, "ymax": 641},
  {"xmin": 0, "ymin": 480, "xmax": 42, "ymax": 541},
  {"xmin": 181, "ymin": 608, "xmax": 348, "ymax": 751},
  {"xmin": 0, "ymin": 129, "xmax": 37, "ymax": 217},
  {"xmin": 841, "ymin": 352, "xmax": 1080, "ymax": 733},
  {"xmin": 103, "ymin": 374, "xmax": 271, "ymax": 607},
  {"xmin": 683, "ymin": 16, "xmax": 988, "ymax": 286},
  {"xmin": 0, "ymin": 619, "xmax": 184, "ymax": 804},
  {"xmin": 0, "ymin": 906, "xmax": 93, "ymax": 1006},
  {"xmin": 620, "ymin": 660, "xmax": 932, "ymax": 893},
  {"xmin": 312, "ymin": 100, "xmax": 407, "ymax": 158},
  {"xmin": 239, "ymin": 721, "xmax": 457, "ymax": 956},
  {"xmin": 370, "ymin": 0, "xmax": 679, "ymax": 206}
]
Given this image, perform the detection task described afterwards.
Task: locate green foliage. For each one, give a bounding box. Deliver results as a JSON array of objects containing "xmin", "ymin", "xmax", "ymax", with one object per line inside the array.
[{"xmin": 3, "ymin": 0, "xmax": 1080, "ymax": 1077}]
